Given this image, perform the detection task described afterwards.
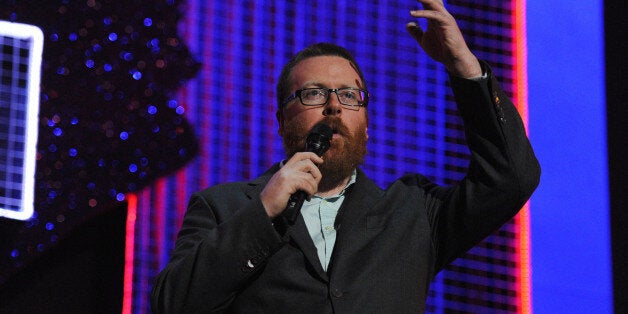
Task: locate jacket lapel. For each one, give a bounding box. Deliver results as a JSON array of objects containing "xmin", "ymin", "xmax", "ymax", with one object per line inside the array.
[
  {"xmin": 328, "ymin": 169, "xmax": 383, "ymax": 272},
  {"xmin": 287, "ymin": 215, "xmax": 329, "ymax": 281}
]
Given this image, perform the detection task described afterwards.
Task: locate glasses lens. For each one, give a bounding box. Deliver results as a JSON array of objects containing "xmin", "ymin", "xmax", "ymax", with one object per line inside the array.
[
  {"xmin": 337, "ymin": 88, "xmax": 365, "ymax": 106},
  {"xmin": 300, "ymin": 88, "xmax": 328, "ymax": 105}
]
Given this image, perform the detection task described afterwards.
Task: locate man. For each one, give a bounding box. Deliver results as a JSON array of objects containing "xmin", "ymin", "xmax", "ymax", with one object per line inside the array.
[{"xmin": 151, "ymin": 0, "xmax": 540, "ymax": 312}]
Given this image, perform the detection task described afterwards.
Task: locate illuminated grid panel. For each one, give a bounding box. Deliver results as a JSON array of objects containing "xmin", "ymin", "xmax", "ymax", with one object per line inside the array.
[
  {"xmin": 128, "ymin": 1, "xmax": 525, "ymax": 312},
  {"xmin": 0, "ymin": 21, "xmax": 42, "ymax": 221},
  {"xmin": 432, "ymin": 2, "xmax": 523, "ymax": 312}
]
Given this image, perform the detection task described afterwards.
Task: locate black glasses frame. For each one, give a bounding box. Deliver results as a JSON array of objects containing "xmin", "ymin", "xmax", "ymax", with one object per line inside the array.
[{"xmin": 281, "ymin": 87, "xmax": 370, "ymax": 108}]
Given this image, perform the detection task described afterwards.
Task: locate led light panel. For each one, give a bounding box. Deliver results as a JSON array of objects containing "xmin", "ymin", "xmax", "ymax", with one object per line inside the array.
[{"xmin": 0, "ymin": 20, "xmax": 43, "ymax": 220}]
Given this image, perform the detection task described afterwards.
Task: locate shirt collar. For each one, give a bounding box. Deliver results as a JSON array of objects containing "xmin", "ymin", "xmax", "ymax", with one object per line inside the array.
[{"xmin": 313, "ymin": 169, "xmax": 356, "ymax": 200}]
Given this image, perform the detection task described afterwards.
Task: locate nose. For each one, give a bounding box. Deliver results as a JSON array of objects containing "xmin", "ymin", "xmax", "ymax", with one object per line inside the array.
[{"xmin": 322, "ymin": 91, "xmax": 342, "ymax": 116}]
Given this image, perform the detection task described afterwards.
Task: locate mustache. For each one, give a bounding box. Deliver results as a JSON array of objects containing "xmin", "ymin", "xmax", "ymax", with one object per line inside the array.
[{"xmin": 316, "ymin": 117, "xmax": 350, "ymax": 138}]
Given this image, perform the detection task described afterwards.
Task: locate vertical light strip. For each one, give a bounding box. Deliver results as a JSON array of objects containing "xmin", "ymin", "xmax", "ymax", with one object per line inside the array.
[
  {"xmin": 175, "ymin": 166, "xmax": 189, "ymax": 236},
  {"xmin": 122, "ymin": 192, "xmax": 138, "ymax": 314},
  {"xmin": 514, "ymin": 0, "xmax": 530, "ymax": 124},
  {"xmin": 517, "ymin": 203, "xmax": 532, "ymax": 314},
  {"xmin": 136, "ymin": 188, "xmax": 152, "ymax": 311},
  {"xmin": 155, "ymin": 178, "xmax": 166, "ymax": 267},
  {"xmin": 513, "ymin": 0, "xmax": 531, "ymax": 312},
  {"xmin": 199, "ymin": 0, "xmax": 213, "ymax": 189}
]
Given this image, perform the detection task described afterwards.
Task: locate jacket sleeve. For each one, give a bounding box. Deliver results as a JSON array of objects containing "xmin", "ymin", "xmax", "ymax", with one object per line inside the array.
[
  {"xmin": 428, "ymin": 61, "xmax": 541, "ymax": 271},
  {"xmin": 150, "ymin": 185, "xmax": 285, "ymax": 313}
]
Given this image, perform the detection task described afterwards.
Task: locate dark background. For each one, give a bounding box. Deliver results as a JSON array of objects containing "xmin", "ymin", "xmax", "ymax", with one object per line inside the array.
[
  {"xmin": 0, "ymin": 204, "xmax": 126, "ymax": 313},
  {"xmin": 606, "ymin": 0, "xmax": 627, "ymax": 312}
]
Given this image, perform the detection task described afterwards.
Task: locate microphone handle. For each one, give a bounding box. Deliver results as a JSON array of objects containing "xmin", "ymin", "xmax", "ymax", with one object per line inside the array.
[{"xmin": 285, "ymin": 191, "xmax": 308, "ymax": 224}]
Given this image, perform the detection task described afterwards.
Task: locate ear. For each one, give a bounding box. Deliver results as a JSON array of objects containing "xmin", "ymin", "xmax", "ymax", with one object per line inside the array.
[
  {"xmin": 276, "ymin": 110, "xmax": 285, "ymax": 137},
  {"xmin": 365, "ymin": 126, "xmax": 369, "ymax": 140}
]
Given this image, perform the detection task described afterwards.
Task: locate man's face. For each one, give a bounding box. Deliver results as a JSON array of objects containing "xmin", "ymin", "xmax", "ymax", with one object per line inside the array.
[{"xmin": 279, "ymin": 56, "xmax": 368, "ymax": 191}]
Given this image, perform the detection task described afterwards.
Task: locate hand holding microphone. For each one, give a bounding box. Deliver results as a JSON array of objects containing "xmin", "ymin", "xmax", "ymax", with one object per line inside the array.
[
  {"xmin": 284, "ymin": 123, "xmax": 332, "ymax": 223},
  {"xmin": 260, "ymin": 123, "xmax": 332, "ymax": 222}
]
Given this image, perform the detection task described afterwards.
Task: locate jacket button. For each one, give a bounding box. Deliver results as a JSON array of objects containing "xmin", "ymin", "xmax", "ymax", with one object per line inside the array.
[
  {"xmin": 493, "ymin": 91, "xmax": 501, "ymax": 104},
  {"xmin": 240, "ymin": 260, "xmax": 255, "ymax": 273},
  {"xmin": 331, "ymin": 288, "xmax": 343, "ymax": 298}
]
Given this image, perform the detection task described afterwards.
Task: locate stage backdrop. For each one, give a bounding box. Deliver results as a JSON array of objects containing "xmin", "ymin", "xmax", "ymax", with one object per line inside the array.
[{"xmin": 126, "ymin": 1, "xmax": 530, "ymax": 313}]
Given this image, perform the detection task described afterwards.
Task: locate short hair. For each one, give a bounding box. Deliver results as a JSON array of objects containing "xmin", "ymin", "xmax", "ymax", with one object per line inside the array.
[{"xmin": 276, "ymin": 43, "xmax": 368, "ymax": 112}]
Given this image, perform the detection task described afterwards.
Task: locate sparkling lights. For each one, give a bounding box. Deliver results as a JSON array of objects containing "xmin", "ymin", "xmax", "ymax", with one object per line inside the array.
[{"xmin": 0, "ymin": 0, "xmax": 199, "ymax": 284}]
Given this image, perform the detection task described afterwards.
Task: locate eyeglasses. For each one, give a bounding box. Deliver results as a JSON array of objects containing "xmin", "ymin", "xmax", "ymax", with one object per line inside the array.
[{"xmin": 281, "ymin": 87, "xmax": 369, "ymax": 109}]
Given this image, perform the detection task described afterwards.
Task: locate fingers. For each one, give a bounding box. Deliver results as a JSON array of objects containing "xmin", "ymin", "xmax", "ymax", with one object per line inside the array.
[
  {"xmin": 409, "ymin": 10, "xmax": 446, "ymax": 21},
  {"xmin": 409, "ymin": 8, "xmax": 452, "ymax": 24},
  {"xmin": 284, "ymin": 152, "xmax": 323, "ymax": 193},
  {"xmin": 260, "ymin": 152, "xmax": 323, "ymax": 217},
  {"xmin": 414, "ymin": 0, "xmax": 445, "ymax": 10},
  {"xmin": 409, "ymin": 0, "xmax": 452, "ymax": 22},
  {"xmin": 285, "ymin": 152, "xmax": 324, "ymax": 168},
  {"xmin": 406, "ymin": 0, "xmax": 480, "ymax": 78}
]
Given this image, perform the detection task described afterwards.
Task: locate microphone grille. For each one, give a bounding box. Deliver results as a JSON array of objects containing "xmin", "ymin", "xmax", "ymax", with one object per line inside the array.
[
  {"xmin": 306, "ymin": 123, "xmax": 332, "ymax": 156},
  {"xmin": 310, "ymin": 123, "xmax": 333, "ymax": 139}
]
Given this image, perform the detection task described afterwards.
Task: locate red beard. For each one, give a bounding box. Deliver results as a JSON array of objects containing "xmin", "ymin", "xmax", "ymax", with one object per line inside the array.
[{"xmin": 282, "ymin": 116, "xmax": 367, "ymax": 192}]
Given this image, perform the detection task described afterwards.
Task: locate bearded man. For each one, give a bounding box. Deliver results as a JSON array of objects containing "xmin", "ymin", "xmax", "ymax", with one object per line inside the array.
[{"xmin": 151, "ymin": 0, "xmax": 540, "ymax": 312}]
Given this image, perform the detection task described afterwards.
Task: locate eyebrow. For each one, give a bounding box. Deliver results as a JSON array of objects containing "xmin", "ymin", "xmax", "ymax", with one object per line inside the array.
[{"xmin": 299, "ymin": 81, "xmax": 360, "ymax": 89}]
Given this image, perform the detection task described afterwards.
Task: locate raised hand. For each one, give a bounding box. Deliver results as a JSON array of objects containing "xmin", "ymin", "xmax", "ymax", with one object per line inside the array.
[{"xmin": 406, "ymin": 0, "xmax": 482, "ymax": 78}]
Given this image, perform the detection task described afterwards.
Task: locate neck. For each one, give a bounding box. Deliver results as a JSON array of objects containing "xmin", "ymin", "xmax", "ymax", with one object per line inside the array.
[{"xmin": 316, "ymin": 175, "xmax": 351, "ymax": 197}]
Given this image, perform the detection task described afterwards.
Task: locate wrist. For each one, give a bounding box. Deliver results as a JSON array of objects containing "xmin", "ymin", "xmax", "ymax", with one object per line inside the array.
[{"xmin": 445, "ymin": 53, "xmax": 482, "ymax": 79}]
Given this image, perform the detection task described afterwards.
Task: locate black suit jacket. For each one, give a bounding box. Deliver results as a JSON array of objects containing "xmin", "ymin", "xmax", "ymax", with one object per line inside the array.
[{"xmin": 151, "ymin": 67, "xmax": 541, "ymax": 313}]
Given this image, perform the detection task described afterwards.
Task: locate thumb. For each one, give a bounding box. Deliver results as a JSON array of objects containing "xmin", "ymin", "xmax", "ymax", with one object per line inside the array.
[{"xmin": 405, "ymin": 22, "xmax": 424, "ymax": 43}]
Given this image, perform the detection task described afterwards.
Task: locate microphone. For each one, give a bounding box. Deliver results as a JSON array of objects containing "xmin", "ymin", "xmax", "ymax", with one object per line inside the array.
[{"xmin": 284, "ymin": 123, "xmax": 333, "ymax": 224}]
